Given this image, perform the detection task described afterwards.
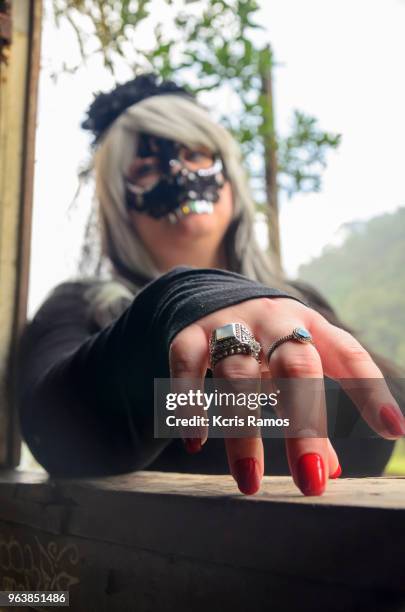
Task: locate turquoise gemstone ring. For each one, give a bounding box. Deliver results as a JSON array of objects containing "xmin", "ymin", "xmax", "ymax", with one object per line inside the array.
[{"xmin": 266, "ymin": 327, "xmax": 314, "ymax": 367}]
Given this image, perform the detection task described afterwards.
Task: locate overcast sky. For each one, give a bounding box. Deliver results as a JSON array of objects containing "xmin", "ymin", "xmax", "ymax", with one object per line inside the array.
[{"xmin": 29, "ymin": 0, "xmax": 405, "ymax": 315}]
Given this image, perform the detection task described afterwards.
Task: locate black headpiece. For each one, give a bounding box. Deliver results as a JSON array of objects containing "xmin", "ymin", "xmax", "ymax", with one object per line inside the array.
[
  {"xmin": 81, "ymin": 73, "xmax": 194, "ymax": 144},
  {"xmin": 82, "ymin": 73, "xmax": 226, "ymax": 221}
]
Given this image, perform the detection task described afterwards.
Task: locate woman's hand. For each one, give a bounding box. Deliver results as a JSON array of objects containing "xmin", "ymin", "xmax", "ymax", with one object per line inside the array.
[{"xmin": 168, "ymin": 297, "xmax": 405, "ymax": 496}]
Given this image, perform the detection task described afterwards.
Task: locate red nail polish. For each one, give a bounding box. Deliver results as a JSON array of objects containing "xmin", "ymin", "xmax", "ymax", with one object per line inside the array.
[
  {"xmin": 234, "ymin": 457, "xmax": 261, "ymax": 495},
  {"xmin": 183, "ymin": 438, "xmax": 202, "ymax": 454},
  {"xmin": 330, "ymin": 464, "xmax": 342, "ymax": 479},
  {"xmin": 380, "ymin": 405, "xmax": 405, "ymax": 437},
  {"xmin": 297, "ymin": 453, "xmax": 326, "ymax": 496}
]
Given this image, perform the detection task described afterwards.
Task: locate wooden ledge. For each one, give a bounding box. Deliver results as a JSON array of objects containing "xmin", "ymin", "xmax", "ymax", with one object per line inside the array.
[
  {"xmin": 2, "ymin": 469, "xmax": 405, "ymax": 505},
  {"xmin": 0, "ymin": 472, "xmax": 404, "ymax": 611}
]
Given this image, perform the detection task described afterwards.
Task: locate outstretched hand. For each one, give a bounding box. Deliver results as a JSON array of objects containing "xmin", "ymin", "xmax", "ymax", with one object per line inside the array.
[{"xmin": 169, "ymin": 297, "xmax": 404, "ymax": 496}]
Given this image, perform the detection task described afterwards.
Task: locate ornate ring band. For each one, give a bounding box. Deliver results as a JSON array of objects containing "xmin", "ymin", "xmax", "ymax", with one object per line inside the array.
[
  {"xmin": 209, "ymin": 323, "xmax": 261, "ymax": 369},
  {"xmin": 266, "ymin": 327, "xmax": 314, "ymax": 367}
]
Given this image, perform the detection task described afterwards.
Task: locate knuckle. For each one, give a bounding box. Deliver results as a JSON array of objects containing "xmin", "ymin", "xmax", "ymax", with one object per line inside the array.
[
  {"xmin": 256, "ymin": 297, "xmax": 280, "ymax": 312},
  {"xmin": 169, "ymin": 343, "xmax": 196, "ymax": 377},
  {"xmin": 342, "ymin": 343, "xmax": 371, "ymax": 364},
  {"xmin": 257, "ymin": 296, "xmax": 300, "ymax": 314},
  {"xmin": 272, "ymin": 346, "xmax": 321, "ymax": 377},
  {"xmin": 170, "ymin": 358, "xmax": 195, "ymax": 377},
  {"xmin": 282, "ymin": 360, "xmax": 320, "ymax": 377},
  {"xmin": 253, "ymin": 298, "xmax": 282, "ymax": 326},
  {"xmin": 333, "ymin": 330, "xmax": 371, "ymax": 362},
  {"xmin": 308, "ymin": 308, "xmax": 327, "ymax": 325},
  {"xmin": 288, "ymin": 426, "xmax": 322, "ymax": 438},
  {"xmin": 215, "ymin": 356, "xmax": 259, "ymax": 379}
]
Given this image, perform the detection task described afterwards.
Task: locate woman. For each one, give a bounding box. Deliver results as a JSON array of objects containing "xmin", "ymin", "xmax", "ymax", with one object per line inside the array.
[{"xmin": 15, "ymin": 74, "xmax": 404, "ymax": 497}]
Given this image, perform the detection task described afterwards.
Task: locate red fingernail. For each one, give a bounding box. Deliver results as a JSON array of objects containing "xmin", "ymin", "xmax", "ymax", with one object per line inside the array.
[
  {"xmin": 380, "ymin": 405, "xmax": 405, "ymax": 437},
  {"xmin": 234, "ymin": 457, "xmax": 261, "ymax": 495},
  {"xmin": 330, "ymin": 464, "xmax": 342, "ymax": 479},
  {"xmin": 183, "ymin": 438, "xmax": 202, "ymax": 454},
  {"xmin": 297, "ymin": 453, "xmax": 326, "ymax": 496}
]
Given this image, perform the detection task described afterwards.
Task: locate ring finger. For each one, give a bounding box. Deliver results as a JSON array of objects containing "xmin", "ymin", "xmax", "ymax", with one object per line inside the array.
[{"xmin": 266, "ymin": 333, "xmax": 329, "ymax": 496}]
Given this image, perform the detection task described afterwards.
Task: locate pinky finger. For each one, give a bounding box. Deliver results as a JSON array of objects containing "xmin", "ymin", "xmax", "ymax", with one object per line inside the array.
[{"xmin": 313, "ymin": 319, "xmax": 405, "ymax": 440}]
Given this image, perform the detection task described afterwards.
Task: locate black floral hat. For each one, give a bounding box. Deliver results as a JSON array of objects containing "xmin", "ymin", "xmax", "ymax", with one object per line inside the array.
[{"xmin": 81, "ymin": 73, "xmax": 194, "ymax": 144}]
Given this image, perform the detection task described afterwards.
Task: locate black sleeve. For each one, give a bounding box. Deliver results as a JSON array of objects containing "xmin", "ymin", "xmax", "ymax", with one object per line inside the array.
[{"xmin": 15, "ymin": 266, "xmax": 304, "ymax": 477}]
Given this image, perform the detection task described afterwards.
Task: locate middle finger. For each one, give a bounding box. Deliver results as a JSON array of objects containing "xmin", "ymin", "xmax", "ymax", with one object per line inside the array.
[{"xmin": 212, "ymin": 326, "xmax": 264, "ymax": 496}]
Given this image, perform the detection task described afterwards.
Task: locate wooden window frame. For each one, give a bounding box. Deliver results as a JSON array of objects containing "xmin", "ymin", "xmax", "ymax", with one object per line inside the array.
[{"xmin": 0, "ymin": 0, "xmax": 42, "ymax": 468}]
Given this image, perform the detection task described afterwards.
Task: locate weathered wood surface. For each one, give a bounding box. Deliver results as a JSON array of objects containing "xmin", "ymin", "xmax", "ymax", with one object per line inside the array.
[{"xmin": 0, "ymin": 471, "xmax": 404, "ymax": 612}]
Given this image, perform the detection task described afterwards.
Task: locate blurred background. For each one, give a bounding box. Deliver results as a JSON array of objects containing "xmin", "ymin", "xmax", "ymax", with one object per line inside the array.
[{"xmin": 26, "ymin": 0, "xmax": 405, "ymax": 471}]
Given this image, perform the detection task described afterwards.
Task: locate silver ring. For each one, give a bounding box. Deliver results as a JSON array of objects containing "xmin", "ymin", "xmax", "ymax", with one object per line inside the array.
[
  {"xmin": 209, "ymin": 323, "xmax": 261, "ymax": 369},
  {"xmin": 266, "ymin": 327, "xmax": 314, "ymax": 367}
]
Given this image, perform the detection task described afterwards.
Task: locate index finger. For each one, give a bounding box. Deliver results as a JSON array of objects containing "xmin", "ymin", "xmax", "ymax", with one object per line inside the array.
[{"xmin": 169, "ymin": 324, "xmax": 210, "ymax": 452}]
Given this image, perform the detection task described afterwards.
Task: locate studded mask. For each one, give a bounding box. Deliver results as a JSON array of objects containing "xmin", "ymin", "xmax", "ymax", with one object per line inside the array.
[{"xmin": 125, "ymin": 135, "xmax": 226, "ymax": 221}]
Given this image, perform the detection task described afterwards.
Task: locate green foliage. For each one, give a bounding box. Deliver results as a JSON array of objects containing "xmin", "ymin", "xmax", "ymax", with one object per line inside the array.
[
  {"xmin": 298, "ymin": 208, "xmax": 405, "ymax": 368},
  {"xmin": 278, "ymin": 111, "xmax": 341, "ymax": 198},
  {"xmin": 51, "ymin": 0, "xmax": 340, "ymax": 204},
  {"xmin": 52, "ymin": 0, "xmax": 152, "ymax": 72}
]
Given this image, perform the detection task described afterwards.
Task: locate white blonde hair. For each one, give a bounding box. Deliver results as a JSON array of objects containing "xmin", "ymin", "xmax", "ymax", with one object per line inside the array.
[{"xmin": 84, "ymin": 93, "xmax": 300, "ymax": 326}]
